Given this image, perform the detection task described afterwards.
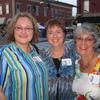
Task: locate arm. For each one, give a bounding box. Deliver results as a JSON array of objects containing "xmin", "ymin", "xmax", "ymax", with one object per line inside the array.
[
  {"xmin": 0, "ymin": 48, "xmax": 8, "ymax": 99},
  {"xmin": 0, "ymin": 87, "xmax": 6, "ymax": 100}
]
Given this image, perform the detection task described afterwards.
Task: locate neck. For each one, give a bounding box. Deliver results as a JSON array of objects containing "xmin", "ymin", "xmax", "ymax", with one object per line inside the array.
[
  {"xmin": 16, "ymin": 43, "xmax": 31, "ymax": 53},
  {"xmin": 80, "ymin": 51, "xmax": 97, "ymax": 72},
  {"xmin": 81, "ymin": 51, "xmax": 96, "ymax": 62},
  {"xmin": 51, "ymin": 45, "xmax": 64, "ymax": 58}
]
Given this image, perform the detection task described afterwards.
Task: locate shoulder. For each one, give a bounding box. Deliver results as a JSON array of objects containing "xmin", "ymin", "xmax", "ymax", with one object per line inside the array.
[
  {"xmin": 33, "ymin": 44, "xmax": 40, "ymax": 54},
  {"xmin": 0, "ymin": 43, "xmax": 13, "ymax": 57},
  {"xmin": 39, "ymin": 48, "xmax": 53, "ymax": 65},
  {"xmin": 39, "ymin": 48, "xmax": 50, "ymax": 57},
  {"xmin": 64, "ymin": 39, "xmax": 75, "ymax": 50},
  {"xmin": 64, "ymin": 40, "xmax": 78, "ymax": 58},
  {"xmin": 0, "ymin": 44, "xmax": 10, "ymax": 53}
]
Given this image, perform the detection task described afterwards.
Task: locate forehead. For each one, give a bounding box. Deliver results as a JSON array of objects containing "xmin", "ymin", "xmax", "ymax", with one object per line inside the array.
[
  {"xmin": 16, "ymin": 17, "xmax": 32, "ymax": 25},
  {"xmin": 47, "ymin": 25, "xmax": 62, "ymax": 31},
  {"xmin": 76, "ymin": 32, "xmax": 93, "ymax": 37}
]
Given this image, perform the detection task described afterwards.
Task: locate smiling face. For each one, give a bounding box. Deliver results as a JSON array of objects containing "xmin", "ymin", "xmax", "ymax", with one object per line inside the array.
[
  {"xmin": 46, "ymin": 25, "xmax": 65, "ymax": 48},
  {"xmin": 75, "ymin": 33, "xmax": 95, "ymax": 56},
  {"xmin": 14, "ymin": 17, "xmax": 34, "ymax": 46}
]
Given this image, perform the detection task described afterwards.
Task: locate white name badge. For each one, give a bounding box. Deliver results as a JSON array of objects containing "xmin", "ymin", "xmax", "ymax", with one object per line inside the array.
[
  {"xmin": 61, "ymin": 58, "xmax": 72, "ymax": 66},
  {"xmin": 32, "ymin": 56, "xmax": 42, "ymax": 62},
  {"xmin": 88, "ymin": 74, "xmax": 100, "ymax": 85}
]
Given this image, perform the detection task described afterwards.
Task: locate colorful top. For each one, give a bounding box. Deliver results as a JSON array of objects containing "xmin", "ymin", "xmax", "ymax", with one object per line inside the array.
[
  {"xmin": 39, "ymin": 41, "xmax": 77, "ymax": 100},
  {"xmin": 0, "ymin": 43, "xmax": 48, "ymax": 100},
  {"xmin": 72, "ymin": 55, "xmax": 100, "ymax": 100}
]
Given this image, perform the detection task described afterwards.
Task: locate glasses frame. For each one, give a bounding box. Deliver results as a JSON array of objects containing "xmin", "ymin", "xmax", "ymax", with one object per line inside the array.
[{"xmin": 14, "ymin": 26, "xmax": 34, "ymax": 32}]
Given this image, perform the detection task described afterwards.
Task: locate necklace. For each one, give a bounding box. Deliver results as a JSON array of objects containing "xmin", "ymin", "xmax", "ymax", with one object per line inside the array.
[{"xmin": 80, "ymin": 53, "xmax": 96, "ymax": 71}]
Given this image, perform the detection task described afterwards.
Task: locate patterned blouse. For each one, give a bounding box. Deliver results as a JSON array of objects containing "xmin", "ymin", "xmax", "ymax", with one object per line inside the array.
[
  {"xmin": 39, "ymin": 41, "xmax": 77, "ymax": 100},
  {"xmin": 72, "ymin": 55, "xmax": 100, "ymax": 100},
  {"xmin": 0, "ymin": 43, "xmax": 48, "ymax": 100}
]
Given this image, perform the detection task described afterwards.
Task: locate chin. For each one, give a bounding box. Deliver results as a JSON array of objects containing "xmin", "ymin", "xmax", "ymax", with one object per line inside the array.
[{"xmin": 78, "ymin": 51, "xmax": 86, "ymax": 56}]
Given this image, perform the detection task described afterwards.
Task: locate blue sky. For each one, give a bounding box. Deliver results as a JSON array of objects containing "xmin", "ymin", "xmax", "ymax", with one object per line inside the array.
[{"xmin": 58, "ymin": 0, "xmax": 77, "ymax": 16}]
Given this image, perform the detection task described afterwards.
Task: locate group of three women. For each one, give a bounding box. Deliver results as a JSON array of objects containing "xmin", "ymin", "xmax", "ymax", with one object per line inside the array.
[{"xmin": 0, "ymin": 12, "xmax": 100, "ymax": 100}]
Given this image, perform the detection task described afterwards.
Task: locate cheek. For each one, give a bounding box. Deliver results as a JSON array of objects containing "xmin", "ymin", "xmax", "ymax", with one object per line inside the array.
[
  {"xmin": 62, "ymin": 35, "xmax": 65, "ymax": 41},
  {"xmin": 48, "ymin": 39, "xmax": 52, "ymax": 44},
  {"xmin": 75, "ymin": 45, "xmax": 79, "ymax": 50},
  {"xmin": 75, "ymin": 41, "xmax": 79, "ymax": 47},
  {"xmin": 29, "ymin": 33, "xmax": 33, "ymax": 40},
  {"xmin": 75, "ymin": 43, "xmax": 80, "ymax": 51},
  {"xmin": 14, "ymin": 32, "xmax": 18, "ymax": 39},
  {"xmin": 59, "ymin": 37, "xmax": 64, "ymax": 44},
  {"xmin": 47, "ymin": 35, "xmax": 52, "ymax": 42}
]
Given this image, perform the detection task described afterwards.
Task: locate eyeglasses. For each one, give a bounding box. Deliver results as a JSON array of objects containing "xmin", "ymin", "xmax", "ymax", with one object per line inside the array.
[
  {"xmin": 14, "ymin": 26, "xmax": 33, "ymax": 32},
  {"xmin": 47, "ymin": 30, "xmax": 64, "ymax": 36},
  {"xmin": 75, "ymin": 37, "xmax": 94, "ymax": 42}
]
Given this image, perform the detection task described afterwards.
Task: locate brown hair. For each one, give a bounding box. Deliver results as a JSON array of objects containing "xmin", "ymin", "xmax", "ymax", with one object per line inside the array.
[
  {"xmin": 7, "ymin": 12, "xmax": 39, "ymax": 44},
  {"xmin": 45, "ymin": 18, "xmax": 65, "ymax": 34}
]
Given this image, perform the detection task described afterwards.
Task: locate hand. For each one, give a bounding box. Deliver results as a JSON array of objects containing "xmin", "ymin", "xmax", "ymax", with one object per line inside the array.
[{"xmin": 0, "ymin": 87, "xmax": 6, "ymax": 100}]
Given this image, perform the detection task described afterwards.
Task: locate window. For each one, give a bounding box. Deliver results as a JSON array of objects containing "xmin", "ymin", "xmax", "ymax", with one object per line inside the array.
[
  {"xmin": 51, "ymin": 8, "xmax": 54, "ymax": 17},
  {"xmin": 16, "ymin": 3, "xmax": 21, "ymax": 13},
  {"xmin": 35, "ymin": 6, "xmax": 39, "ymax": 16},
  {"xmin": 54, "ymin": 9, "xmax": 58, "ymax": 17},
  {"xmin": 44, "ymin": 7, "xmax": 48, "ymax": 17},
  {"xmin": 27, "ymin": 4, "xmax": 32, "ymax": 13},
  {"xmin": 84, "ymin": 0, "xmax": 89, "ymax": 13},
  {"xmin": 0, "ymin": 5, "xmax": 3, "ymax": 15},
  {"xmin": 5, "ymin": 3, "xmax": 9, "ymax": 14}
]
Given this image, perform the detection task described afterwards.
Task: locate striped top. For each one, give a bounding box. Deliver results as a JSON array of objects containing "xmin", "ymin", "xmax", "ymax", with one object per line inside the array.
[{"xmin": 0, "ymin": 43, "xmax": 48, "ymax": 100}]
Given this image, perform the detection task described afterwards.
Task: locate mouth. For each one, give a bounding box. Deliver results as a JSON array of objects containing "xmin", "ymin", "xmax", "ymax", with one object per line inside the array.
[
  {"xmin": 19, "ymin": 35, "xmax": 28, "ymax": 38},
  {"xmin": 78, "ymin": 46, "xmax": 88, "ymax": 50},
  {"xmin": 52, "ymin": 39, "xmax": 59, "ymax": 42}
]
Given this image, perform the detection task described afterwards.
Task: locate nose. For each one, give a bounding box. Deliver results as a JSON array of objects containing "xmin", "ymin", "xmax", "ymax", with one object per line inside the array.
[
  {"xmin": 81, "ymin": 39, "xmax": 86, "ymax": 44},
  {"xmin": 81, "ymin": 38, "xmax": 85, "ymax": 42},
  {"xmin": 53, "ymin": 33, "xmax": 57, "ymax": 37},
  {"xmin": 81, "ymin": 39, "xmax": 88, "ymax": 49},
  {"xmin": 21, "ymin": 28, "xmax": 26, "ymax": 33}
]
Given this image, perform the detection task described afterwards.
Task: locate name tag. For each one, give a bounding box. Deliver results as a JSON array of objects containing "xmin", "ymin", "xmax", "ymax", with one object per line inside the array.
[
  {"xmin": 88, "ymin": 74, "xmax": 100, "ymax": 85},
  {"xmin": 61, "ymin": 58, "xmax": 72, "ymax": 66},
  {"xmin": 32, "ymin": 56, "xmax": 42, "ymax": 62}
]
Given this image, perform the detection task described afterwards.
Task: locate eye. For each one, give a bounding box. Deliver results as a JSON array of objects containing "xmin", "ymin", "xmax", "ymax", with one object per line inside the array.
[
  {"xmin": 14, "ymin": 27, "xmax": 22, "ymax": 31},
  {"xmin": 26, "ymin": 28, "xmax": 33, "ymax": 30},
  {"xmin": 17, "ymin": 27, "xmax": 21, "ymax": 29},
  {"xmin": 86, "ymin": 38, "xmax": 93, "ymax": 41},
  {"xmin": 57, "ymin": 31, "xmax": 63, "ymax": 34},
  {"xmin": 76, "ymin": 37, "xmax": 82, "ymax": 40},
  {"xmin": 47, "ymin": 32, "xmax": 52, "ymax": 34}
]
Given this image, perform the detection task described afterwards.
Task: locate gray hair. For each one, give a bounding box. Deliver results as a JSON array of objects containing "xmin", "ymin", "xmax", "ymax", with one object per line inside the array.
[{"xmin": 74, "ymin": 22, "xmax": 100, "ymax": 51}]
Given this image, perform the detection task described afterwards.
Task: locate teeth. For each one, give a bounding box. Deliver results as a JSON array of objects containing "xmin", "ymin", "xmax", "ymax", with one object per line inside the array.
[
  {"xmin": 53, "ymin": 40, "xmax": 58, "ymax": 42},
  {"xmin": 53, "ymin": 39, "xmax": 58, "ymax": 41}
]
